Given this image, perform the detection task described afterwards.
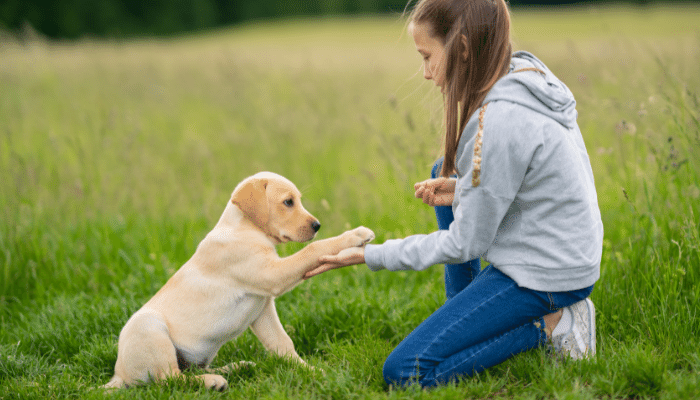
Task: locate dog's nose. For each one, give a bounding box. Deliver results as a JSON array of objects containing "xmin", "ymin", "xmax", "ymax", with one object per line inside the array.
[{"xmin": 311, "ymin": 221, "xmax": 321, "ymax": 233}]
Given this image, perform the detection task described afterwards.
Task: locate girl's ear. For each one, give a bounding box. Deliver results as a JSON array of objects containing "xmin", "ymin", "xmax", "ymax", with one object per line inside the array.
[{"xmin": 461, "ymin": 34, "xmax": 468, "ymax": 61}]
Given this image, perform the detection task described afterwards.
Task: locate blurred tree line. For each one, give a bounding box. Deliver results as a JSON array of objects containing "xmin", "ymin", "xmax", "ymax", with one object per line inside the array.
[{"xmin": 0, "ymin": 0, "xmax": 677, "ymax": 39}]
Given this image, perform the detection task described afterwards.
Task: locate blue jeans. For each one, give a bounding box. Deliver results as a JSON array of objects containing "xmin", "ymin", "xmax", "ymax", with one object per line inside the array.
[
  {"xmin": 431, "ymin": 159, "xmax": 482, "ymax": 300},
  {"xmin": 381, "ymin": 160, "xmax": 594, "ymax": 387}
]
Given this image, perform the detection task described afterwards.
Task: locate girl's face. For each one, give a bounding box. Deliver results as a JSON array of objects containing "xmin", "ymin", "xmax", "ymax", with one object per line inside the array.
[{"xmin": 409, "ymin": 21, "xmax": 446, "ymax": 93}]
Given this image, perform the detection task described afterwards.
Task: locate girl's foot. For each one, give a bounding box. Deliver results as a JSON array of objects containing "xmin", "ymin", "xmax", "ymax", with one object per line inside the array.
[{"xmin": 549, "ymin": 298, "xmax": 596, "ymax": 359}]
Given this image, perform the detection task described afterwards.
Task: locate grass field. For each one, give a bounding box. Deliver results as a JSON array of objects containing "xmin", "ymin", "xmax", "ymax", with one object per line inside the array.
[{"xmin": 1, "ymin": 4, "xmax": 699, "ymax": 399}]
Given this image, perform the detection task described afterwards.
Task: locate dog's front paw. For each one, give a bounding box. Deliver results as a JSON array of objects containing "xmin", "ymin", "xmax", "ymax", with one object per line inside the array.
[{"xmin": 348, "ymin": 226, "xmax": 375, "ymax": 247}]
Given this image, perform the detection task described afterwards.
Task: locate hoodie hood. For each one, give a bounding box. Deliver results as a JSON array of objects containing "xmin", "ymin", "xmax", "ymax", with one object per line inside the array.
[{"xmin": 483, "ymin": 51, "xmax": 578, "ymax": 129}]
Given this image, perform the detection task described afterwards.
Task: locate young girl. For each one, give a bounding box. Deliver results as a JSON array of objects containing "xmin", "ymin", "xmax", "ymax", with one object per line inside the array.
[{"xmin": 306, "ymin": 0, "xmax": 603, "ymax": 387}]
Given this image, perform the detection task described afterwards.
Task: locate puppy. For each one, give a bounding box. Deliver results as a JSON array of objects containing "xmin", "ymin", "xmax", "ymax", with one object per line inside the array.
[{"xmin": 103, "ymin": 172, "xmax": 374, "ymax": 390}]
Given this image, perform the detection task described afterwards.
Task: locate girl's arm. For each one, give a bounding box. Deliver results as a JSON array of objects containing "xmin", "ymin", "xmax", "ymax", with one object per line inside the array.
[
  {"xmin": 365, "ymin": 103, "xmax": 537, "ymax": 272},
  {"xmin": 364, "ymin": 185, "xmax": 514, "ymax": 272}
]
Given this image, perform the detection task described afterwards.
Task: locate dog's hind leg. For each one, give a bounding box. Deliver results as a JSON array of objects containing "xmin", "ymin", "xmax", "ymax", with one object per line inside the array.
[
  {"xmin": 109, "ymin": 310, "xmax": 183, "ymax": 388},
  {"xmin": 110, "ymin": 310, "xmax": 229, "ymax": 390},
  {"xmin": 193, "ymin": 373, "xmax": 229, "ymax": 391},
  {"xmin": 207, "ymin": 361, "xmax": 256, "ymax": 374},
  {"xmin": 102, "ymin": 375, "xmax": 125, "ymax": 390}
]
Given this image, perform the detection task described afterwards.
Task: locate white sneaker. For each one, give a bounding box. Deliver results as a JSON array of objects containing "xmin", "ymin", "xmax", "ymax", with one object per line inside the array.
[{"xmin": 550, "ymin": 298, "xmax": 596, "ymax": 360}]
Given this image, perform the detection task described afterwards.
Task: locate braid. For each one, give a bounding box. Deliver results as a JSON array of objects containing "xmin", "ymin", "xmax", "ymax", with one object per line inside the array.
[
  {"xmin": 472, "ymin": 103, "xmax": 489, "ymax": 187},
  {"xmin": 471, "ymin": 69, "xmax": 543, "ymax": 187}
]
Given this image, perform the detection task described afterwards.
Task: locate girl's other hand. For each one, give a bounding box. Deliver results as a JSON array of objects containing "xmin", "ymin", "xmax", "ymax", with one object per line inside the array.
[
  {"xmin": 414, "ymin": 177, "xmax": 456, "ymax": 206},
  {"xmin": 304, "ymin": 247, "xmax": 366, "ymax": 279}
]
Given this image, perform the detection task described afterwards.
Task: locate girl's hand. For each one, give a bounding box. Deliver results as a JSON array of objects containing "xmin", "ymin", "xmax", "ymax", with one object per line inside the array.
[
  {"xmin": 414, "ymin": 177, "xmax": 456, "ymax": 206},
  {"xmin": 304, "ymin": 247, "xmax": 365, "ymax": 279}
]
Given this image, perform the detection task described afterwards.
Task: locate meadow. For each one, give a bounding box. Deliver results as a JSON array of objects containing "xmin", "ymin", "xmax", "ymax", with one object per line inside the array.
[{"xmin": 1, "ymin": 4, "xmax": 699, "ymax": 399}]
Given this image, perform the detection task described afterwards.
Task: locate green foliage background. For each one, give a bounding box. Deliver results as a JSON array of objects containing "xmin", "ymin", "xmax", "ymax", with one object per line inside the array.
[
  {"xmin": 0, "ymin": 0, "xmax": 697, "ymax": 39},
  {"xmin": 1, "ymin": 5, "xmax": 699, "ymax": 399}
]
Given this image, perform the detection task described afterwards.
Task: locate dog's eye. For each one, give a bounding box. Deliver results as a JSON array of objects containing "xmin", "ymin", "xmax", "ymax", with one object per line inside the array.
[{"xmin": 284, "ymin": 199, "xmax": 294, "ymax": 207}]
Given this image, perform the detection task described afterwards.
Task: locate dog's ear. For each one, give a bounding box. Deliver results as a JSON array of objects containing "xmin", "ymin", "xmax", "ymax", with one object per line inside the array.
[{"xmin": 231, "ymin": 177, "xmax": 269, "ymax": 230}]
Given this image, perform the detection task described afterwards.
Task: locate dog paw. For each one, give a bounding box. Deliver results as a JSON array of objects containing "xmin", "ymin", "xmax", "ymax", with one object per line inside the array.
[
  {"xmin": 214, "ymin": 361, "xmax": 256, "ymax": 374},
  {"xmin": 235, "ymin": 360, "xmax": 256, "ymax": 369},
  {"xmin": 350, "ymin": 226, "xmax": 375, "ymax": 247},
  {"xmin": 202, "ymin": 374, "xmax": 228, "ymax": 391}
]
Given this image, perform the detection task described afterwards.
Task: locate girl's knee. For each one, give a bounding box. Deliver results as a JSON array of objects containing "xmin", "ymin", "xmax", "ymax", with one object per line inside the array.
[
  {"xmin": 382, "ymin": 353, "xmax": 435, "ymax": 388},
  {"xmin": 382, "ymin": 353, "xmax": 417, "ymax": 387},
  {"xmin": 382, "ymin": 354, "xmax": 404, "ymax": 386}
]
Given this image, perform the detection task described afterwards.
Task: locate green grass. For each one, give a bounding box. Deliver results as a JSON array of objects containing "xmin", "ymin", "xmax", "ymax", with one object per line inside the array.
[{"xmin": 1, "ymin": 5, "xmax": 699, "ymax": 399}]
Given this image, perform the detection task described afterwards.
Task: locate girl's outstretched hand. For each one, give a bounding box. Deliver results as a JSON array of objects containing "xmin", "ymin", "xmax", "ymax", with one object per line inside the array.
[
  {"xmin": 414, "ymin": 177, "xmax": 456, "ymax": 206},
  {"xmin": 304, "ymin": 247, "xmax": 365, "ymax": 279}
]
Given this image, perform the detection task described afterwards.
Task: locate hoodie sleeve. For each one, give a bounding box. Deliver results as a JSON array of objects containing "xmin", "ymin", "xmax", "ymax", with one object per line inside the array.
[
  {"xmin": 364, "ymin": 186, "xmax": 515, "ymax": 272},
  {"xmin": 365, "ymin": 102, "xmax": 540, "ymax": 272}
]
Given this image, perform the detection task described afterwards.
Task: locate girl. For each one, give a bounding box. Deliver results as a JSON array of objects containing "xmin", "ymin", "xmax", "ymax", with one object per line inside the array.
[{"xmin": 306, "ymin": 0, "xmax": 602, "ymax": 388}]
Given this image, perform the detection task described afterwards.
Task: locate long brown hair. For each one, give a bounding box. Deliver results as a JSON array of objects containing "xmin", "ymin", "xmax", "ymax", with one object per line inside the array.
[{"xmin": 409, "ymin": 0, "xmax": 512, "ymax": 177}]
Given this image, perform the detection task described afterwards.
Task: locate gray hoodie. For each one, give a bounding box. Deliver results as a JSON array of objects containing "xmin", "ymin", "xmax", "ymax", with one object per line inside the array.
[{"xmin": 364, "ymin": 51, "xmax": 602, "ymax": 292}]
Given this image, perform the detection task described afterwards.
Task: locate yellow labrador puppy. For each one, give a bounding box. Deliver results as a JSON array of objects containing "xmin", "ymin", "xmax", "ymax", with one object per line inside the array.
[{"xmin": 103, "ymin": 172, "xmax": 374, "ymax": 390}]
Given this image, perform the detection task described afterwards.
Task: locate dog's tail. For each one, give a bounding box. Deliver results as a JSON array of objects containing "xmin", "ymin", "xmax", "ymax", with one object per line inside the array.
[{"xmin": 102, "ymin": 375, "xmax": 126, "ymax": 390}]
